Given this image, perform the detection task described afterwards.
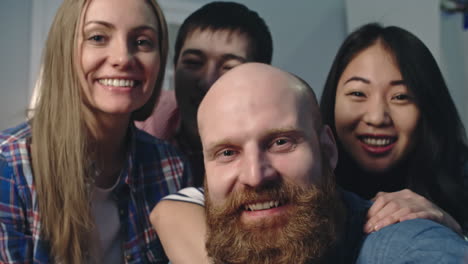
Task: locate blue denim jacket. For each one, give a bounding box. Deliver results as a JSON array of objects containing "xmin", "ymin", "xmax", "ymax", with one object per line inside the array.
[
  {"xmin": 357, "ymin": 218, "xmax": 468, "ymax": 263},
  {"xmin": 339, "ymin": 191, "xmax": 468, "ymax": 263}
]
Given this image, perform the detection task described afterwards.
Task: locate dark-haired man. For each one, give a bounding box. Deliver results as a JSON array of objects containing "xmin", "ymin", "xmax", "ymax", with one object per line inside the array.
[{"xmin": 136, "ymin": 2, "xmax": 272, "ymax": 186}]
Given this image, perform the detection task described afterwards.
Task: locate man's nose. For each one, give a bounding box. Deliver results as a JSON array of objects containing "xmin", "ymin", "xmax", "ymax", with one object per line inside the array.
[
  {"xmin": 198, "ymin": 64, "xmax": 220, "ymax": 93},
  {"xmin": 239, "ymin": 148, "xmax": 278, "ymax": 188}
]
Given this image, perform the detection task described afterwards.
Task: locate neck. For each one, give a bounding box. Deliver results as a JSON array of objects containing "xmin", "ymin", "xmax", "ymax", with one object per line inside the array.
[
  {"xmin": 90, "ymin": 113, "xmax": 131, "ymax": 188},
  {"xmin": 336, "ymin": 157, "xmax": 407, "ymax": 199}
]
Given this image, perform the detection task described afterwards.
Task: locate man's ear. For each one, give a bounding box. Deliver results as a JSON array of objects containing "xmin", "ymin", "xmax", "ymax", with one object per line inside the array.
[{"xmin": 319, "ymin": 125, "xmax": 338, "ymax": 170}]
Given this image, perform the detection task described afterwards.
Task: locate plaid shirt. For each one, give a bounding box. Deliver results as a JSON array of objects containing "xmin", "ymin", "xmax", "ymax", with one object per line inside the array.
[{"xmin": 0, "ymin": 122, "xmax": 192, "ymax": 263}]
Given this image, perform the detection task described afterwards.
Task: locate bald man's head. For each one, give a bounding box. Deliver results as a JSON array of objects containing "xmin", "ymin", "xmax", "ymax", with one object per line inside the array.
[
  {"xmin": 198, "ymin": 62, "xmax": 340, "ymax": 199},
  {"xmin": 199, "ymin": 63, "xmax": 341, "ymax": 264},
  {"xmin": 198, "ymin": 63, "xmax": 322, "ymax": 139}
]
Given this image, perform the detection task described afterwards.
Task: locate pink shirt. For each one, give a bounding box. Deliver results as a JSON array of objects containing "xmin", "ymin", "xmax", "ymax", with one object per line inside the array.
[{"xmin": 135, "ymin": 90, "xmax": 180, "ymax": 141}]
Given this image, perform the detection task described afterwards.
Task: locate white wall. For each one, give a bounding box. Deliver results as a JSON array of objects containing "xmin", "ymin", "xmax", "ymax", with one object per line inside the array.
[
  {"xmin": 440, "ymin": 12, "xmax": 468, "ymax": 128},
  {"xmin": 29, "ymin": 0, "xmax": 62, "ymax": 100},
  {"xmin": 237, "ymin": 0, "xmax": 347, "ymax": 94},
  {"xmin": 346, "ymin": 0, "xmax": 440, "ymax": 60},
  {"xmin": 0, "ymin": 0, "xmax": 32, "ymax": 130}
]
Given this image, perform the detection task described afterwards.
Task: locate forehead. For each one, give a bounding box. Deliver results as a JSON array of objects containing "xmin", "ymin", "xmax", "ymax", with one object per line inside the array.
[
  {"xmin": 83, "ymin": 0, "xmax": 157, "ymax": 27},
  {"xmin": 340, "ymin": 43, "xmax": 401, "ymax": 81},
  {"xmin": 200, "ymin": 80, "xmax": 316, "ymax": 144},
  {"xmin": 180, "ymin": 29, "xmax": 250, "ymax": 58}
]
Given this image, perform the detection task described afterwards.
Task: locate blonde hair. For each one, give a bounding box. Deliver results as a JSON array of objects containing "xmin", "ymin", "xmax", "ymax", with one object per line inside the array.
[{"xmin": 30, "ymin": 0, "xmax": 168, "ymax": 262}]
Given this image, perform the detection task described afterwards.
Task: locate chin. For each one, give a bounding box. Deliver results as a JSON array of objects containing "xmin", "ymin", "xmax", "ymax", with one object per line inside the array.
[{"xmin": 359, "ymin": 160, "xmax": 397, "ymax": 174}]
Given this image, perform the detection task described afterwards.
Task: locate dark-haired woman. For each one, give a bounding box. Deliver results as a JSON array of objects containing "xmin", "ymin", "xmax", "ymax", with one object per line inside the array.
[{"xmin": 321, "ymin": 23, "xmax": 467, "ymax": 234}]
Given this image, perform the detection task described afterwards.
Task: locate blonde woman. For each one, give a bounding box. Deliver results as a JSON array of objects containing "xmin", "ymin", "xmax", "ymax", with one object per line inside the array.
[{"xmin": 0, "ymin": 0, "xmax": 191, "ymax": 263}]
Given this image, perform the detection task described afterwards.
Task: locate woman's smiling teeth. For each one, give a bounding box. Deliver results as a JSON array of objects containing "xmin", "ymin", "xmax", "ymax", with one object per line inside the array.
[
  {"xmin": 98, "ymin": 78, "xmax": 136, "ymax": 87},
  {"xmin": 244, "ymin": 200, "xmax": 281, "ymax": 211},
  {"xmin": 360, "ymin": 137, "xmax": 395, "ymax": 146}
]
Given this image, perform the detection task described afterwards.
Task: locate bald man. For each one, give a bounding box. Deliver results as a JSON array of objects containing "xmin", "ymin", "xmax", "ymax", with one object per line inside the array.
[
  {"xmin": 189, "ymin": 63, "xmax": 466, "ymax": 264},
  {"xmin": 198, "ymin": 63, "xmax": 343, "ymax": 263}
]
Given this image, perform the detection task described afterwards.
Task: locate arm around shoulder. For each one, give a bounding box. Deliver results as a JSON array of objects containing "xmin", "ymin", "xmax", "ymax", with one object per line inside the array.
[
  {"xmin": 357, "ymin": 218, "xmax": 468, "ymax": 264},
  {"xmin": 150, "ymin": 187, "xmax": 210, "ymax": 264}
]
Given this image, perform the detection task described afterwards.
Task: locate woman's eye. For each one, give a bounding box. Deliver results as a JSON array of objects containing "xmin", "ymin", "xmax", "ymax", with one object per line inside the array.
[
  {"xmin": 392, "ymin": 94, "xmax": 410, "ymax": 100},
  {"xmin": 88, "ymin": 35, "xmax": 106, "ymax": 43},
  {"xmin": 136, "ymin": 39, "xmax": 152, "ymax": 46},
  {"xmin": 135, "ymin": 38, "xmax": 155, "ymax": 51},
  {"xmin": 348, "ymin": 91, "xmax": 365, "ymax": 97}
]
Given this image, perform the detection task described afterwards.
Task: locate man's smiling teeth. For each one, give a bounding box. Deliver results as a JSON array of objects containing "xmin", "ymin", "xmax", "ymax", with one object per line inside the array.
[
  {"xmin": 98, "ymin": 79, "xmax": 135, "ymax": 87},
  {"xmin": 244, "ymin": 201, "xmax": 280, "ymax": 211},
  {"xmin": 361, "ymin": 137, "xmax": 393, "ymax": 146}
]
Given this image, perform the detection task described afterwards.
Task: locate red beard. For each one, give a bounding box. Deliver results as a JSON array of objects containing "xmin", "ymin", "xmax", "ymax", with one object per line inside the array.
[{"xmin": 205, "ymin": 168, "xmax": 344, "ymax": 264}]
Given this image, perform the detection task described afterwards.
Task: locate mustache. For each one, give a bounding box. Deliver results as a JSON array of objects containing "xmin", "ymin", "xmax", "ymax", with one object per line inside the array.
[{"xmin": 206, "ymin": 179, "xmax": 319, "ymax": 218}]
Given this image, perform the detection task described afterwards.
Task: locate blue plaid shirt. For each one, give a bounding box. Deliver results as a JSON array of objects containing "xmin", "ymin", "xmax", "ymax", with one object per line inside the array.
[{"xmin": 0, "ymin": 122, "xmax": 192, "ymax": 263}]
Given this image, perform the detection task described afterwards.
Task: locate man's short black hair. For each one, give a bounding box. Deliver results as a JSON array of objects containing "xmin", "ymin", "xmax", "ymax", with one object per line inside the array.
[{"xmin": 173, "ymin": 1, "xmax": 273, "ymax": 65}]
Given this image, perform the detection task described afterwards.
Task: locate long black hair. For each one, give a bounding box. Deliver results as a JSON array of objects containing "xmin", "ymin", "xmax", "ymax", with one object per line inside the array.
[{"xmin": 320, "ymin": 23, "xmax": 468, "ymax": 230}]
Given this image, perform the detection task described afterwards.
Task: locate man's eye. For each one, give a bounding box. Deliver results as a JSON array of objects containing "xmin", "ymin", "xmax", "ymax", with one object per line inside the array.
[
  {"xmin": 182, "ymin": 59, "xmax": 203, "ymax": 68},
  {"xmin": 214, "ymin": 148, "xmax": 238, "ymax": 163},
  {"xmin": 221, "ymin": 61, "xmax": 242, "ymax": 72},
  {"xmin": 184, "ymin": 59, "xmax": 201, "ymax": 65},
  {"xmin": 269, "ymin": 137, "xmax": 296, "ymax": 153},
  {"xmin": 222, "ymin": 150, "xmax": 236, "ymax": 156}
]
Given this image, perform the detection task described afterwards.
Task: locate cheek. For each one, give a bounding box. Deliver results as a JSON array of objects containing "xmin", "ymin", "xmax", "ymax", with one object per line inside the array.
[
  {"xmin": 394, "ymin": 106, "xmax": 420, "ymax": 138},
  {"xmin": 334, "ymin": 97, "xmax": 352, "ymax": 130},
  {"xmin": 205, "ymin": 165, "xmax": 230, "ymax": 203},
  {"xmin": 175, "ymin": 71, "xmax": 197, "ymax": 100},
  {"xmin": 175, "ymin": 69, "xmax": 197, "ymax": 86},
  {"xmin": 275, "ymin": 148, "xmax": 320, "ymax": 186},
  {"xmin": 334, "ymin": 111, "xmax": 353, "ymax": 141},
  {"xmin": 80, "ymin": 50, "xmax": 95, "ymax": 76},
  {"xmin": 144, "ymin": 55, "xmax": 161, "ymax": 83}
]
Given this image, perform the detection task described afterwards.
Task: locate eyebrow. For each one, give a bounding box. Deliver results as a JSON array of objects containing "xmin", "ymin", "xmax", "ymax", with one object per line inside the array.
[
  {"xmin": 221, "ymin": 54, "xmax": 247, "ymax": 62},
  {"xmin": 84, "ymin": 21, "xmax": 157, "ymax": 33},
  {"xmin": 389, "ymin": 80, "xmax": 406, "ymax": 86},
  {"xmin": 84, "ymin": 20, "xmax": 114, "ymax": 28},
  {"xmin": 181, "ymin": 49, "xmax": 247, "ymax": 62},
  {"xmin": 344, "ymin": 76, "xmax": 370, "ymax": 85},
  {"xmin": 181, "ymin": 49, "xmax": 204, "ymax": 58},
  {"xmin": 344, "ymin": 76, "xmax": 406, "ymax": 86}
]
